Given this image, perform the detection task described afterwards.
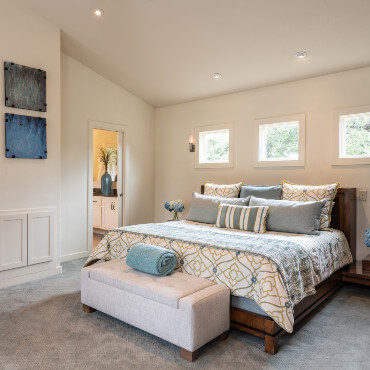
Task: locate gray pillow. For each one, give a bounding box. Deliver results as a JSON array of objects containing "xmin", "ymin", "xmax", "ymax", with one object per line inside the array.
[
  {"xmin": 239, "ymin": 185, "xmax": 282, "ymax": 200},
  {"xmin": 249, "ymin": 196, "xmax": 326, "ymax": 235},
  {"xmin": 186, "ymin": 192, "xmax": 250, "ymax": 224}
]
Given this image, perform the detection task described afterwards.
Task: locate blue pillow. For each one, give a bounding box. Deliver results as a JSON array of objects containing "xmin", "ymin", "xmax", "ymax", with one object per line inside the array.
[
  {"xmin": 186, "ymin": 192, "xmax": 250, "ymax": 224},
  {"xmin": 239, "ymin": 185, "xmax": 282, "ymax": 200},
  {"xmin": 249, "ymin": 196, "xmax": 326, "ymax": 235}
]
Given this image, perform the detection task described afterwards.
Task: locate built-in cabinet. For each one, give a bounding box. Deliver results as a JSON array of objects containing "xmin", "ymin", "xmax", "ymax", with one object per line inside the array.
[
  {"xmin": 0, "ymin": 213, "xmax": 27, "ymax": 271},
  {"xmin": 93, "ymin": 196, "xmax": 118, "ymax": 230},
  {"xmin": 27, "ymin": 211, "xmax": 54, "ymax": 265},
  {"xmin": 0, "ymin": 209, "xmax": 54, "ymax": 272}
]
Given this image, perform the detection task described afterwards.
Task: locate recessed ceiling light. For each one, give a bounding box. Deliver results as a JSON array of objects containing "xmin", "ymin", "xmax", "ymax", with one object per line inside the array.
[
  {"xmin": 213, "ymin": 73, "xmax": 222, "ymax": 79},
  {"xmin": 94, "ymin": 9, "xmax": 104, "ymax": 16},
  {"xmin": 295, "ymin": 51, "xmax": 307, "ymax": 59}
]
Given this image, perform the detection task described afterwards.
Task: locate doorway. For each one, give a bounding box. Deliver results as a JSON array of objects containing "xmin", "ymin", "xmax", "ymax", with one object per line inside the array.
[{"xmin": 87, "ymin": 121, "xmax": 129, "ymax": 252}]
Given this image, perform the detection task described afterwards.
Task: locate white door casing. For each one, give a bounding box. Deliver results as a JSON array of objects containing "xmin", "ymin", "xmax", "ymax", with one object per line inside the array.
[{"xmin": 88, "ymin": 120, "xmax": 129, "ymax": 252}]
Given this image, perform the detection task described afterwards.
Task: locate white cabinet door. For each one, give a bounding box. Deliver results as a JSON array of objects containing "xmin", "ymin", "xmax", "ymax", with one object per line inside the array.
[
  {"xmin": 93, "ymin": 196, "xmax": 102, "ymax": 228},
  {"xmin": 0, "ymin": 213, "xmax": 27, "ymax": 271},
  {"xmin": 28, "ymin": 211, "xmax": 54, "ymax": 265},
  {"xmin": 102, "ymin": 198, "xmax": 118, "ymax": 230}
]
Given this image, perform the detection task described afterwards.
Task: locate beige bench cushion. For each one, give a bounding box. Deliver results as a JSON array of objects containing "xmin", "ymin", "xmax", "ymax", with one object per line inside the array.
[{"xmin": 88, "ymin": 259, "xmax": 215, "ymax": 308}]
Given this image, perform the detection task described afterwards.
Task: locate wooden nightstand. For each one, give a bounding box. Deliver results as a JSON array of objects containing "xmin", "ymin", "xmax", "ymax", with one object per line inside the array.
[{"xmin": 342, "ymin": 259, "xmax": 370, "ymax": 286}]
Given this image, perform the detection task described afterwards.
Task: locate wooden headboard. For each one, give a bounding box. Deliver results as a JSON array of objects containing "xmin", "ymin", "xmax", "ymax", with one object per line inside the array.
[{"xmin": 200, "ymin": 185, "xmax": 357, "ymax": 260}]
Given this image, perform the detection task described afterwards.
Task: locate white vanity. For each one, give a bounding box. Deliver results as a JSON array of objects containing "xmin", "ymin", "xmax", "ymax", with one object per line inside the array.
[{"xmin": 93, "ymin": 195, "xmax": 118, "ymax": 230}]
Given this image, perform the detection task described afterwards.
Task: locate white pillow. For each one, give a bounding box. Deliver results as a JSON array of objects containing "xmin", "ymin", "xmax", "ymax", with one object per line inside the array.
[{"xmin": 204, "ymin": 182, "xmax": 242, "ymax": 198}]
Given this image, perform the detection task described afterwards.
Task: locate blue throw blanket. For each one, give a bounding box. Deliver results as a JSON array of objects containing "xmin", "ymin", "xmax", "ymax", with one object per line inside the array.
[{"xmin": 126, "ymin": 243, "xmax": 177, "ymax": 276}]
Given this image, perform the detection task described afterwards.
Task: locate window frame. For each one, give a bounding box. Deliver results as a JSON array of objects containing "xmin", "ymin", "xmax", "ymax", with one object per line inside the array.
[
  {"xmin": 254, "ymin": 113, "xmax": 306, "ymax": 167},
  {"xmin": 332, "ymin": 105, "xmax": 370, "ymax": 166},
  {"xmin": 194, "ymin": 122, "xmax": 234, "ymax": 169}
]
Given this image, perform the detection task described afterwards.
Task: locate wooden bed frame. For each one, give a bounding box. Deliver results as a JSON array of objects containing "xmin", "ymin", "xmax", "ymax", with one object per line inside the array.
[{"xmin": 200, "ymin": 186, "xmax": 357, "ymax": 354}]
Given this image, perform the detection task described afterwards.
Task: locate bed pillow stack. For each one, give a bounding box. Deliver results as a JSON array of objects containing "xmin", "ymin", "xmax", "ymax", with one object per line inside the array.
[
  {"xmin": 186, "ymin": 192, "xmax": 250, "ymax": 224},
  {"xmin": 187, "ymin": 181, "xmax": 339, "ymax": 235}
]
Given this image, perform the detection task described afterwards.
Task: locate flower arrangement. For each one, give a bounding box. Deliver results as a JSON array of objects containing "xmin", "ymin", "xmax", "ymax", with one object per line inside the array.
[
  {"xmin": 98, "ymin": 147, "xmax": 117, "ymax": 173},
  {"xmin": 164, "ymin": 199, "xmax": 185, "ymax": 220},
  {"xmin": 365, "ymin": 229, "xmax": 370, "ymax": 248}
]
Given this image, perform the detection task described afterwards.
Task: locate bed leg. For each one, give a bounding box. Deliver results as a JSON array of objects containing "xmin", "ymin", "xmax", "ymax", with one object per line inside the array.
[
  {"xmin": 82, "ymin": 304, "xmax": 96, "ymax": 313},
  {"xmin": 217, "ymin": 330, "xmax": 229, "ymax": 341},
  {"xmin": 180, "ymin": 348, "xmax": 198, "ymax": 362},
  {"xmin": 264, "ymin": 335, "xmax": 278, "ymax": 355}
]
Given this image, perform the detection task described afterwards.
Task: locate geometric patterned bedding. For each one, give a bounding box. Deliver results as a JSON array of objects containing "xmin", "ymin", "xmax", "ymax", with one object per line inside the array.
[{"xmin": 84, "ymin": 221, "xmax": 352, "ymax": 333}]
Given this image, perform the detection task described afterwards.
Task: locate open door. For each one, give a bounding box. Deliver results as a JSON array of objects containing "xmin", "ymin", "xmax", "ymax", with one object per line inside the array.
[{"xmin": 88, "ymin": 121, "xmax": 128, "ymax": 251}]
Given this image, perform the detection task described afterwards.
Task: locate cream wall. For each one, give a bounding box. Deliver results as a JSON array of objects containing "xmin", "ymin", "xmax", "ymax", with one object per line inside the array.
[
  {"xmin": 154, "ymin": 66, "xmax": 370, "ymax": 260},
  {"xmin": 0, "ymin": 1, "xmax": 61, "ymax": 268},
  {"xmin": 61, "ymin": 54, "xmax": 154, "ymax": 261}
]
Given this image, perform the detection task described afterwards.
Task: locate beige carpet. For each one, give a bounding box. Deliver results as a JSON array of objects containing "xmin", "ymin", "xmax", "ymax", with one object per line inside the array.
[{"xmin": 0, "ymin": 259, "xmax": 369, "ymax": 369}]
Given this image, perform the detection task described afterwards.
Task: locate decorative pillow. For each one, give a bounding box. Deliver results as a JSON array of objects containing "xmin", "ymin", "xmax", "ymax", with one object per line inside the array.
[
  {"xmin": 204, "ymin": 182, "xmax": 243, "ymax": 198},
  {"xmin": 281, "ymin": 181, "xmax": 339, "ymax": 229},
  {"xmin": 249, "ymin": 196, "xmax": 326, "ymax": 235},
  {"xmin": 186, "ymin": 192, "xmax": 250, "ymax": 224},
  {"xmin": 216, "ymin": 204, "xmax": 269, "ymax": 233},
  {"xmin": 239, "ymin": 184, "xmax": 282, "ymax": 200}
]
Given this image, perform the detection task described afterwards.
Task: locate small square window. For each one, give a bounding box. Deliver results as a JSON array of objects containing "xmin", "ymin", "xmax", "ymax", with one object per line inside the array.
[
  {"xmin": 259, "ymin": 121, "xmax": 299, "ymax": 162},
  {"xmin": 199, "ymin": 129, "xmax": 229, "ymax": 164},
  {"xmin": 254, "ymin": 114, "xmax": 305, "ymax": 167},
  {"xmin": 339, "ymin": 112, "xmax": 370, "ymax": 159},
  {"xmin": 195, "ymin": 123, "xmax": 233, "ymax": 168},
  {"xmin": 332, "ymin": 106, "xmax": 370, "ymax": 165}
]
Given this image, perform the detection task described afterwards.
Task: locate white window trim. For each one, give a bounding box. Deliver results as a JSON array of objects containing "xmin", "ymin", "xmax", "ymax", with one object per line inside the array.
[
  {"xmin": 253, "ymin": 113, "xmax": 306, "ymax": 167},
  {"xmin": 331, "ymin": 105, "xmax": 370, "ymax": 166},
  {"xmin": 194, "ymin": 122, "xmax": 234, "ymax": 169}
]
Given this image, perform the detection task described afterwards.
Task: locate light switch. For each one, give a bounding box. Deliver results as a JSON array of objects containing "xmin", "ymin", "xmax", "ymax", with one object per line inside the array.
[{"xmin": 358, "ymin": 189, "xmax": 367, "ymax": 201}]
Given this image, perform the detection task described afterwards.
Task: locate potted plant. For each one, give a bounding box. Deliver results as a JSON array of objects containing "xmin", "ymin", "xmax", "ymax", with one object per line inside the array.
[{"xmin": 98, "ymin": 147, "xmax": 117, "ymax": 196}]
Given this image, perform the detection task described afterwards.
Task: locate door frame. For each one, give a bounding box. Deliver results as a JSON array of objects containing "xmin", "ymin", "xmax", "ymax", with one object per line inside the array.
[{"xmin": 87, "ymin": 120, "xmax": 129, "ymax": 252}]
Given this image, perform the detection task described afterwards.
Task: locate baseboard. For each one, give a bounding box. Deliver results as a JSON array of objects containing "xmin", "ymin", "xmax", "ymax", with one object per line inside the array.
[
  {"xmin": 0, "ymin": 265, "xmax": 62, "ymax": 289},
  {"xmin": 61, "ymin": 250, "xmax": 90, "ymax": 262}
]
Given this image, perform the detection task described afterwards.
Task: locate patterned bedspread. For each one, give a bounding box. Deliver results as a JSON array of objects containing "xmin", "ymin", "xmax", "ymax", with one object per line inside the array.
[{"xmin": 84, "ymin": 221, "xmax": 352, "ymax": 332}]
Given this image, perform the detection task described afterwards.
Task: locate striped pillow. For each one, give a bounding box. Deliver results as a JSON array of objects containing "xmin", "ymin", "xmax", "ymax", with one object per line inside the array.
[{"xmin": 216, "ymin": 204, "xmax": 270, "ymax": 233}]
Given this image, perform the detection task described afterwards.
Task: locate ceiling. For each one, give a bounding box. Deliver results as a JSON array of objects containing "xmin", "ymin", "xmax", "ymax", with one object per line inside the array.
[{"xmin": 19, "ymin": 0, "xmax": 370, "ymax": 107}]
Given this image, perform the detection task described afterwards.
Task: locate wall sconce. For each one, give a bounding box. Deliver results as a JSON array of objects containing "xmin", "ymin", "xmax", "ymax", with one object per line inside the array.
[{"xmin": 189, "ymin": 135, "xmax": 195, "ymax": 152}]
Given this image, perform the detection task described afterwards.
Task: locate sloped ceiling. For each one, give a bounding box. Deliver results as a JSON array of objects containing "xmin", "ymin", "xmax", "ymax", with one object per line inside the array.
[{"xmin": 19, "ymin": 0, "xmax": 370, "ymax": 107}]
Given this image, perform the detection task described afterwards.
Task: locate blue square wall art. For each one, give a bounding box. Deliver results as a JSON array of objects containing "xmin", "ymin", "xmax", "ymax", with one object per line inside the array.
[
  {"xmin": 4, "ymin": 62, "xmax": 46, "ymax": 112},
  {"xmin": 5, "ymin": 113, "xmax": 47, "ymax": 159}
]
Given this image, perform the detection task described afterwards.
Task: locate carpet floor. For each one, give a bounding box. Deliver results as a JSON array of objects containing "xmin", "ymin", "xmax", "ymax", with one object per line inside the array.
[{"xmin": 0, "ymin": 259, "xmax": 369, "ymax": 369}]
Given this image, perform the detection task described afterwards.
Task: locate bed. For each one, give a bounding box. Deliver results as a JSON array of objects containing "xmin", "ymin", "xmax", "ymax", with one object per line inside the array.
[{"xmin": 84, "ymin": 187, "xmax": 356, "ymax": 354}]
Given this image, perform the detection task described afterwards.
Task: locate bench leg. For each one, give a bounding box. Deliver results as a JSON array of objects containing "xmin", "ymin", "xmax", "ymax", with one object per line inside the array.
[
  {"xmin": 264, "ymin": 335, "xmax": 279, "ymax": 355},
  {"xmin": 82, "ymin": 304, "xmax": 96, "ymax": 313},
  {"xmin": 180, "ymin": 348, "xmax": 198, "ymax": 362},
  {"xmin": 217, "ymin": 330, "xmax": 229, "ymax": 341}
]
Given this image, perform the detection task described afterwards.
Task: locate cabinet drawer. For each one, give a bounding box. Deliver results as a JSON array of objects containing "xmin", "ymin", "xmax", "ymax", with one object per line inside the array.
[{"xmin": 93, "ymin": 196, "xmax": 102, "ymax": 206}]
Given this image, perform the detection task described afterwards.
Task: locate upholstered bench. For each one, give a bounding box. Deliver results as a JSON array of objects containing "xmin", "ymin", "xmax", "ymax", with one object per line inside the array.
[{"xmin": 81, "ymin": 260, "xmax": 230, "ymax": 362}]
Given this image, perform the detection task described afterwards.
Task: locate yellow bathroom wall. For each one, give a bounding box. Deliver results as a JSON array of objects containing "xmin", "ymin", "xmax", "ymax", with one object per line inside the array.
[{"xmin": 93, "ymin": 129, "xmax": 118, "ymax": 182}]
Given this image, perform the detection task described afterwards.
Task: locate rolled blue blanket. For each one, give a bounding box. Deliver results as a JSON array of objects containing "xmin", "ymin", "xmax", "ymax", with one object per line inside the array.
[{"xmin": 126, "ymin": 243, "xmax": 177, "ymax": 276}]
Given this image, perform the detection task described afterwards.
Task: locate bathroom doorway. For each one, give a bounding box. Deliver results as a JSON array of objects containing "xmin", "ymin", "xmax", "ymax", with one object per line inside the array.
[{"xmin": 87, "ymin": 121, "xmax": 129, "ymax": 251}]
